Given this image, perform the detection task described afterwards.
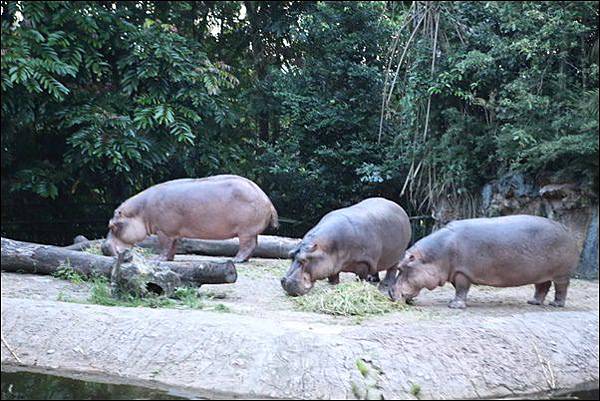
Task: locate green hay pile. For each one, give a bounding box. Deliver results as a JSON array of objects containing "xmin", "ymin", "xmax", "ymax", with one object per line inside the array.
[{"xmin": 293, "ymin": 281, "xmax": 407, "ymax": 317}]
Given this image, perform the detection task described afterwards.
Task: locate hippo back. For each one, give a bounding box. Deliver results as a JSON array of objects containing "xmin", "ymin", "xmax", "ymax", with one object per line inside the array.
[{"xmin": 315, "ymin": 198, "xmax": 412, "ymax": 270}]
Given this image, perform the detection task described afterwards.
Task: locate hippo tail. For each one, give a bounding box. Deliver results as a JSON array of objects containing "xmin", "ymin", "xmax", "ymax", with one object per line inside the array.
[{"xmin": 269, "ymin": 204, "xmax": 279, "ymax": 230}]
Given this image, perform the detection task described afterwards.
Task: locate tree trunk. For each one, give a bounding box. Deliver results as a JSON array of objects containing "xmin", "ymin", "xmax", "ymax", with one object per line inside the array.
[
  {"xmin": 1, "ymin": 238, "xmax": 237, "ymax": 296},
  {"xmin": 65, "ymin": 235, "xmax": 301, "ymax": 259}
]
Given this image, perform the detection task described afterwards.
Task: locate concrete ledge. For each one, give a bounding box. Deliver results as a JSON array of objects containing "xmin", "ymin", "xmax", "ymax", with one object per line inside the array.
[{"xmin": 1, "ymin": 295, "xmax": 598, "ymax": 399}]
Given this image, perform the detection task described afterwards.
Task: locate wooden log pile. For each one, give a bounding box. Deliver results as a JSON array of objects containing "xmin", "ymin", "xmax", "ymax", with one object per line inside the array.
[{"xmin": 1, "ymin": 237, "xmax": 237, "ymax": 296}]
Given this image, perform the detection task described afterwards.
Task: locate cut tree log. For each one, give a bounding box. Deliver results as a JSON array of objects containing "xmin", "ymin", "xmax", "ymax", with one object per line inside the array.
[
  {"xmin": 1, "ymin": 237, "xmax": 237, "ymax": 296},
  {"xmin": 64, "ymin": 238, "xmax": 104, "ymax": 251},
  {"xmin": 66, "ymin": 235, "xmax": 302, "ymax": 259}
]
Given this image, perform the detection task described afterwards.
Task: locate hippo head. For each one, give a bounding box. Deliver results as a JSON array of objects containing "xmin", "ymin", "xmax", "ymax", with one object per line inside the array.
[
  {"xmin": 389, "ymin": 247, "xmax": 445, "ymax": 303},
  {"xmin": 280, "ymin": 241, "xmax": 335, "ymax": 297},
  {"xmin": 101, "ymin": 208, "xmax": 146, "ymax": 257}
]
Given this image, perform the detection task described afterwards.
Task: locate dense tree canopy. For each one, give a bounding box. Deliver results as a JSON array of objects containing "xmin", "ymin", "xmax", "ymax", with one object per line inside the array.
[{"xmin": 1, "ymin": 1, "xmax": 598, "ymax": 243}]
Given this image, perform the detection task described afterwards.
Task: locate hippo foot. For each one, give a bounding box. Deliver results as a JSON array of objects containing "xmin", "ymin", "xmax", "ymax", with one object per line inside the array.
[
  {"xmin": 448, "ymin": 299, "xmax": 467, "ymax": 309},
  {"xmin": 527, "ymin": 299, "xmax": 543, "ymax": 306},
  {"xmin": 549, "ymin": 300, "xmax": 565, "ymax": 307}
]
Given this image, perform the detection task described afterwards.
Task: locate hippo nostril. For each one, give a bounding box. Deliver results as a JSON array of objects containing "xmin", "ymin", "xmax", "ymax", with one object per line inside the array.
[{"xmin": 280, "ymin": 277, "xmax": 287, "ymax": 286}]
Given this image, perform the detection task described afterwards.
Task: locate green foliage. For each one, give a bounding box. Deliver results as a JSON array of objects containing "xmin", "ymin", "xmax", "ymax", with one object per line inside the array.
[
  {"xmin": 377, "ymin": 1, "xmax": 599, "ymax": 207},
  {"xmin": 410, "ymin": 383, "xmax": 421, "ymax": 397},
  {"xmin": 2, "ymin": 1, "xmax": 238, "ymax": 202},
  {"xmin": 88, "ymin": 276, "xmax": 176, "ymax": 308},
  {"xmin": 255, "ymin": 1, "xmax": 396, "ymax": 222},
  {"xmin": 172, "ymin": 286, "xmax": 204, "ymax": 309},
  {"xmin": 88, "ymin": 276, "xmax": 209, "ymax": 310},
  {"xmin": 52, "ymin": 260, "xmax": 85, "ymax": 284},
  {"xmin": 356, "ymin": 359, "xmax": 369, "ymax": 378},
  {"xmin": 1, "ymin": 1, "xmax": 598, "ymax": 244}
]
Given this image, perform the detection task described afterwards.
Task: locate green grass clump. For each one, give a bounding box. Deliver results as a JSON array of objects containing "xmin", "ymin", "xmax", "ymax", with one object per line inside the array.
[
  {"xmin": 173, "ymin": 286, "xmax": 204, "ymax": 309},
  {"xmin": 410, "ymin": 383, "xmax": 421, "ymax": 397},
  {"xmin": 88, "ymin": 276, "xmax": 159, "ymax": 307},
  {"xmin": 209, "ymin": 303, "xmax": 231, "ymax": 313},
  {"xmin": 51, "ymin": 253, "xmax": 228, "ymax": 312},
  {"xmin": 82, "ymin": 243, "xmax": 103, "ymax": 255},
  {"xmin": 293, "ymin": 281, "xmax": 407, "ymax": 317},
  {"xmin": 356, "ymin": 359, "xmax": 369, "ymax": 378},
  {"xmin": 52, "ymin": 260, "xmax": 86, "ymax": 284},
  {"xmin": 87, "ymin": 279, "xmax": 230, "ymax": 311}
]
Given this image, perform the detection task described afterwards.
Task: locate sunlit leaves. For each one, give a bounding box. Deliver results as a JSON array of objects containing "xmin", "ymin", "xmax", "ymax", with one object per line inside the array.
[{"xmin": 2, "ymin": 1, "xmax": 237, "ymax": 200}]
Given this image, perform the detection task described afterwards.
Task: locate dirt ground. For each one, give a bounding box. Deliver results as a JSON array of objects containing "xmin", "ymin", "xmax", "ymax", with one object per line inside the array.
[{"xmin": 1, "ymin": 256, "xmax": 599, "ymax": 399}]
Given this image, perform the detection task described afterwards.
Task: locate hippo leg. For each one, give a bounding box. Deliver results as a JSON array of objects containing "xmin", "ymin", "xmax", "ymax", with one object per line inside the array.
[
  {"xmin": 354, "ymin": 263, "xmax": 374, "ymax": 281},
  {"xmin": 528, "ymin": 281, "xmax": 552, "ymax": 305},
  {"xmin": 156, "ymin": 231, "xmax": 177, "ymax": 261},
  {"xmin": 378, "ymin": 267, "xmax": 398, "ymax": 293},
  {"xmin": 233, "ymin": 235, "xmax": 257, "ymax": 263},
  {"xmin": 549, "ymin": 277, "xmax": 569, "ymax": 307},
  {"xmin": 448, "ymin": 273, "xmax": 470, "ymax": 309},
  {"xmin": 328, "ymin": 273, "xmax": 340, "ymax": 285}
]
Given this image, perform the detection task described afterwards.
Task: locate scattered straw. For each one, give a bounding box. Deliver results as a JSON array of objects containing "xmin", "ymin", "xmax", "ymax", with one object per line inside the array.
[{"xmin": 293, "ymin": 281, "xmax": 407, "ymax": 317}]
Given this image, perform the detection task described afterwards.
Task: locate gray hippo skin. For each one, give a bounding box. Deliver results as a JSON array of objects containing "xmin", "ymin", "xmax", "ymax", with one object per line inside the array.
[
  {"xmin": 389, "ymin": 215, "xmax": 579, "ymax": 309},
  {"xmin": 281, "ymin": 197, "xmax": 412, "ymax": 296},
  {"xmin": 101, "ymin": 175, "xmax": 278, "ymax": 262}
]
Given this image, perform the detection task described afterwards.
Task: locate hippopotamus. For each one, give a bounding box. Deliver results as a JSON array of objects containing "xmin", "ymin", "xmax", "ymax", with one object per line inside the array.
[
  {"xmin": 389, "ymin": 215, "xmax": 579, "ymax": 309},
  {"xmin": 101, "ymin": 175, "xmax": 278, "ymax": 262},
  {"xmin": 280, "ymin": 198, "xmax": 411, "ymax": 296}
]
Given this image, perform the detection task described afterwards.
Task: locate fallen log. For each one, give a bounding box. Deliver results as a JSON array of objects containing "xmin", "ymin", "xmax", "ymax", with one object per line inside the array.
[
  {"xmin": 66, "ymin": 234, "xmax": 302, "ymax": 259},
  {"xmin": 2, "ymin": 237, "xmax": 237, "ymax": 296},
  {"xmin": 64, "ymin": 237, "xmax": 104, "ymax": 251}
]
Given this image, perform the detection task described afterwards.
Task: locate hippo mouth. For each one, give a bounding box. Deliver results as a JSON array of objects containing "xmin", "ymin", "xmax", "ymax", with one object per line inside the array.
[
  {"xmin": 280, "ymin": 276, "xmax": 313, "ymax": 297},
  {"xmin": 101, "ymin": 240, "xmax": 117, "ymax": 257},
  {"xmin": 389, "ymin": 287, "xmax": 418, "ymax": 304}
]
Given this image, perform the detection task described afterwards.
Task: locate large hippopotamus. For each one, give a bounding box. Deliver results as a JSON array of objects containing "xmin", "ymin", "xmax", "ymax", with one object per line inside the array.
[
  {"xmin": 389, "ymin": 215, "xmax": 579, "ymax": 309},
  {"xmin": 101, "ymin": 175, "xmax": 278, "ymax": 262},
  {"xmin": 280, "ymin": 198, "xmax": 411, "ymax": 296}
]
